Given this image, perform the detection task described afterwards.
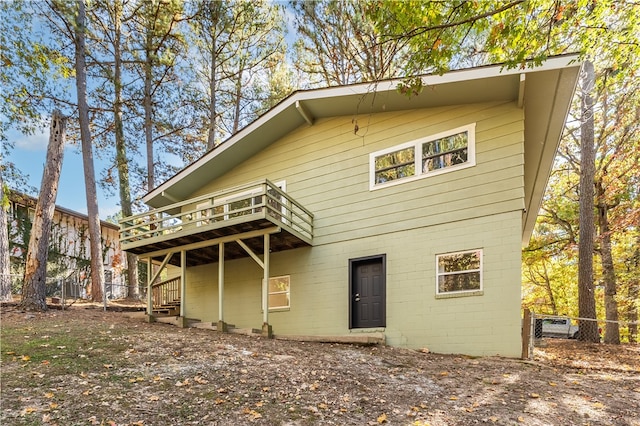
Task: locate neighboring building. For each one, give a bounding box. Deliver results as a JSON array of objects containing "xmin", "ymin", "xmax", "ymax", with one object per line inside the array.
[
  {"xmin": 8, "ymin": 191, "xmax": 127, "ymax": 299},
  {"xmin": 120, "ymin": 55, "xmax": 581, "ymax": 357}
]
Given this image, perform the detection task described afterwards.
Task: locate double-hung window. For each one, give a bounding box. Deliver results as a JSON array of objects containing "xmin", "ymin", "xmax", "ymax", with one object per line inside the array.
[
  {"xmin": 268, "ymin": 275, "xmax": 290, "ymax": 311},
  {"xmin": 436, "ymin": 249, "xmax": 483, "ymax": 296},
  {"xmin": 370, "ymin": 123, "xmax": 475, "ymax": 189}
]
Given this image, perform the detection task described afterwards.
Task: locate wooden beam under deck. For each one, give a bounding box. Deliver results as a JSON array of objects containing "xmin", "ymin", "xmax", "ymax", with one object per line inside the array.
[{"xmin": 130, "ymin": 221, "xmax": 310, "ymax": 267}]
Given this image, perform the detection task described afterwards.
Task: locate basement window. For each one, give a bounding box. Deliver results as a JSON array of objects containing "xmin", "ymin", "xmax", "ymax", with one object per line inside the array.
[
  {"xmin": 268, "ymin": 275, "xmax": 290, "ymax": 311},
  {"xmin": 370, "ymin": 123, "xmax": 475, "ymax": 190},
  {"xmin": 435, "ymin": 249, "xmax": 483, "ymax": 297}
]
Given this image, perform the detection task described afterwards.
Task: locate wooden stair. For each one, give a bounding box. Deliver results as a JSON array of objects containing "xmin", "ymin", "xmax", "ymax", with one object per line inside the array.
[
  {"xmin": 151, "ymin": 277, "xmax": 181, "ymax": 316},
  {"xmin": 152, "ymin": 299, "xmax": 180, "ymax": 316}
]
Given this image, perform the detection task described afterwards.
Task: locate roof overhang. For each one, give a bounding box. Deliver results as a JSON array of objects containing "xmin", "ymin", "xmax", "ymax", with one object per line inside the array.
[
  {"xmin": 9, "ymin": 190, "xmax": 120, "ymax": 231},
  {"xmin": 144, "ymin": 54, "xmax": 582, "ymax": 246}
]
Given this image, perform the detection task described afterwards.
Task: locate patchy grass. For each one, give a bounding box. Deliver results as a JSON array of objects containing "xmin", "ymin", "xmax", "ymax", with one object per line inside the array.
[
  {"xmin": 1, "ymin": 304, "xmax": 639, "ymax": 426},
  {"xmin": 2, "ymin": 320, "xmax": 128, "ymax": 371}
]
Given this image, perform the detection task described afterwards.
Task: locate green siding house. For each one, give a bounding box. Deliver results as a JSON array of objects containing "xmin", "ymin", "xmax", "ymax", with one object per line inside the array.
[{"xmin": 120, "ymin": 55, "xmax": 581, "ymax": 357}]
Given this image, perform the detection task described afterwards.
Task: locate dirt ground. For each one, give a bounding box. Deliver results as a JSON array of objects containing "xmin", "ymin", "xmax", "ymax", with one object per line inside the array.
[{"xmin": 1, "ymin": 302, "xmax": 639, "ymax": 426}]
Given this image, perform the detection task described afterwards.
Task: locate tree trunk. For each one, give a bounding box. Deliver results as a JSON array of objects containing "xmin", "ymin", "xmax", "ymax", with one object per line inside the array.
[
  {"xmin": 627, "ymin": 234, "xmax": 640, "ymax": 343},
  {"xmin": 232, "ymin": 68, "xmax": 243, "ymax": 134},
  {"xmin": 577, "ymin": 60, "xmax": 599, "ymax": 342},
  {"xmin": 206, "ymin": 0, "xmax": 220, "ymax": 151},
  {"xmin": 596, "ymin": 182, "xmax": 620, "ymax": 344},
  {"xmin": 113, "ymin": 0, "xmax": 138, "ymax": 298},
  {"xmin": 75, "ymin": 0, "xmax": 104, "ymax": 302},
  {"xmin": 0, "ymin": 174, "xmax": 12, "ymax": 302},
  {"xmin": 627, "ymin": 279, "xmax": 639, "ymax": 344},
  {"xmin": 144, "ymin": 21, "xmax": 155, "ymax": 192},
  {"xmin": 20, "ymin": 111, "xmax": 66, "ymax": 311},
  {"xmin": 207, "ymin": 32, "xmax": 217, "ymax": 150},
  {"xmin": 540, "ymin": 261, "xmax": 558, "ymax": 315}
]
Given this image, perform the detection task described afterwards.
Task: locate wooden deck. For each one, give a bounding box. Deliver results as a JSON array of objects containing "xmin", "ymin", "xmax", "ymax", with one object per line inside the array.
[{"xmin": 119, "ymin": 180, "xmax": 314, "ymax": 266}]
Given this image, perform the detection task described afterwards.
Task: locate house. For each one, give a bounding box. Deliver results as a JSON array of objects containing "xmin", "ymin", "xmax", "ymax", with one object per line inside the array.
[
  {"xmin": 120, "ymin": 55, "xmax": 581, "ymax": 357},
  {"xmin": 8, "ymin": 191, "xmax": 127, "ymax": 299}
]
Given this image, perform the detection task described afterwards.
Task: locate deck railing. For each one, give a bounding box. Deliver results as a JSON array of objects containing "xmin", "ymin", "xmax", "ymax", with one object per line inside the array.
[
  {"xmin": 151, "ymin": 276, "xmax": 181, "ymax": 309},
  {"xmin": 119, "ymin": 179, "xmax": 314, "ymax": 248}
]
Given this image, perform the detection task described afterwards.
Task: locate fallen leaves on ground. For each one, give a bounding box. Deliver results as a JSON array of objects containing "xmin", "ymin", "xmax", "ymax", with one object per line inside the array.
[{"xmin": 1, "ymin": 303, "xmax": 638, "ymax": 425}]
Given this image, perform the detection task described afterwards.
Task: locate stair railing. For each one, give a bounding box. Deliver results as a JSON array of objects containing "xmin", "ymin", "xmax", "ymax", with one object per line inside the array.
[{"xmin": 151, "ymin": 276, "xmax": 181, "ymax": 309}]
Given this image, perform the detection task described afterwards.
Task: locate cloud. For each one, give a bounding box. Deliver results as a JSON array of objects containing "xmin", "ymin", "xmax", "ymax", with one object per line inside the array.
[
  {"xmin": 99, "ymin": 204, "xmax": 123, "ymax": 221},
  {"xmin": 14, "ymin": 130, "xmax": 49, "ymax": 151},
  {"xmin": 12, "ymin": 127, "xmax": 77, "ymax": 153}
]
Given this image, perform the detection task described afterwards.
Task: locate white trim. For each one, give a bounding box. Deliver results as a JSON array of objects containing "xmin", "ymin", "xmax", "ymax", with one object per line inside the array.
[
  {"xmin": 296, "ymin": 100, "xmax": 314, "ymax": 125},
  {"xmin": 216, "ymin": 180, "xmax": 286, "ymax": 203},
  {"xmin": 370, "ymin": 123, "xmax": 476, "ymax": 190},
  {"xmin": 196, "ymin": 200, "xmax": 211, "ymax": 227},
  {"xmin": 267, "ymin": 275, "xmax": 291, "ymax": 311},
  {"xmin": 214, "ymin": 180, "xmax": 286, "ymax": 220},
  {"xmin": 435, "ymin": 248, "xmax": 483, "ymax": 296},
  {"xmin": 517, "ymin": 73, "xmax": 526, "ymax": 108}
]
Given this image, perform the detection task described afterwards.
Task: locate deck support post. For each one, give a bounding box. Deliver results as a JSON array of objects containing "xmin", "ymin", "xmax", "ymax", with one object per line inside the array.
[
  {"xmin": 218, "ymin": 242, "xmax": 227, "ymax": 332},
  {"xmin": 146, "ymin": 253, "xmax": 172, "ymax": 319},
  {"xmin": 146, "ymin": 259, "xmax": 152, "ymax": 316},
  {"xmin": 261, "ymin": 233, "xmax": 272, "ymax": 338},
  {"xmin": 177, "ymin": 316, "xmax": 189, "ymax": 328},
  {"xmin": 235, "ymin": 231, "xmax": 276, "ymax": 338},
  {"xmin": 262, "ymin": 323, "xmax": 272, "ymax": 338},
  {"xmin": 178, "ymin": 250, "xmax": 187, "ymax": 328}
]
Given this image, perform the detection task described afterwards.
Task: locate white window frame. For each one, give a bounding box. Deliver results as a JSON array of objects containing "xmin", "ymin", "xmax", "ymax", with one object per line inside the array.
[
  {"xmin": 215, "ymin": 181, "xmax": 287, "ymax": 221},
  {"xmin": 435, "ymin": 248, "xmax": 483, "ymax": 297},
  {"xmin": 196, "ymin": 200, "xmax": 212, "ymax": 226},
  {"xmin": 369, "ymin": 123, "xmax": 476, "ymax": 190},
  {"xmin": 267, "ymin": 275, "xmax": 290, "ymax": 311}
]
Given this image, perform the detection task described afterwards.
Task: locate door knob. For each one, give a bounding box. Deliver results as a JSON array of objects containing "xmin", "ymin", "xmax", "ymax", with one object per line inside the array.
[{"xmin": 354, "ymin": 293, "xmax": 360, "ymax": 302}]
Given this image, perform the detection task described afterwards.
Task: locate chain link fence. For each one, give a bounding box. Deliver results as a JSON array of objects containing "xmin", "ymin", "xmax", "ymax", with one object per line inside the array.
[
  {"xmin": 0, "ymin": 272, "xmax": 145, "ymax": 310},
  {"xmin": 522, "ymin": 309, "xmax": 639, "ymax": 359}
]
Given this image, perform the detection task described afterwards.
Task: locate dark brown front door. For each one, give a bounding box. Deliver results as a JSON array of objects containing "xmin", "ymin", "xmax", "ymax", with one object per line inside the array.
[{"xmin": 350, "ymin": 255, "xmax": 386, "ymax": 328}]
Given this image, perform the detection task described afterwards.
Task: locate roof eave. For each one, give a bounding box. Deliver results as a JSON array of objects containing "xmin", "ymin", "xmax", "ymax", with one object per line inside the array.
[{"xmin": 144, "ymin": 54, "xmax": 581, "ymax": 211}]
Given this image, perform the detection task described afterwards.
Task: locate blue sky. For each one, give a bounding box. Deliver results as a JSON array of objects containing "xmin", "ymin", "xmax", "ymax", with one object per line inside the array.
[
  {"xmin": 4, "ymin": 2, "xmax": 301, "ymax": 221},
  {"xmin": 7, "ymin": 127, "xmax": 121, "ymax": 221}
]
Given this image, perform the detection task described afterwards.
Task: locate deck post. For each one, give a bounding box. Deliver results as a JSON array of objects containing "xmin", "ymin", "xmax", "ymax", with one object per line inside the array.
[
  {"xmin": 261, "ymin": 233, "xmax": 272, "ymax": 338},
  {"xmin": 217, "ymin": 242, "xmax": 227, "ymax": 332},
  {"xmin": 146, "ymin": 259, "xmax": 152, "ymax": 317},
  {"xmin": 180, "ymin": 250, "xmax": 186, "ymax": 316},
  {"xmin": 178, "ymin": 250, "xmax": 187, "ymax": 328}
]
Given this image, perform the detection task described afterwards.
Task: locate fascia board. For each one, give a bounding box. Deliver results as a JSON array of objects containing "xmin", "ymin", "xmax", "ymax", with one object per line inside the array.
[{"xmin": 521, "ymin": 63, "xmax": 582, "ymax": 245}]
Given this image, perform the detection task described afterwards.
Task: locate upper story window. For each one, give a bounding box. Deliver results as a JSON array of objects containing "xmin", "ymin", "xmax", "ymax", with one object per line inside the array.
[
  {"xmin": 374, "ymin": 146, "xmax": 415, "ymax": 184},
  {"xmin": 370, "ymin": 123, "xmax": 475, "ymax": 190}
]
